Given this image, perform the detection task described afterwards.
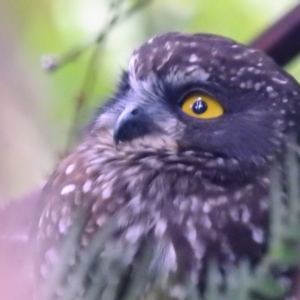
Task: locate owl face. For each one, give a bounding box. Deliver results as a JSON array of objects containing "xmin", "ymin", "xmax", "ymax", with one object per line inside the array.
[{"xmin": 93, "ymin": 33, "xmax": 300, "ymax": 176}]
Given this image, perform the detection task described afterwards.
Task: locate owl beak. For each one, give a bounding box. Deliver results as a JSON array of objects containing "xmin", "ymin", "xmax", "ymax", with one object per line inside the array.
[{"xmin": 113, "ymin": 105, "xmax": 153, "ymax": 145}]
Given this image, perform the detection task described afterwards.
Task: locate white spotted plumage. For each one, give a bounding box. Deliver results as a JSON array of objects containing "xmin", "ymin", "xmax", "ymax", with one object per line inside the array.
[{"xmin": 35, "ymin": 32, "xmax": 300, "ymax": 300}]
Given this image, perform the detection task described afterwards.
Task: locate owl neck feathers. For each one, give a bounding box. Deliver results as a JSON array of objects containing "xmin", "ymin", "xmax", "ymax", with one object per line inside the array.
[{"xmin": 79, "ymin": 130, "xmax": 270, "ymax": 185}]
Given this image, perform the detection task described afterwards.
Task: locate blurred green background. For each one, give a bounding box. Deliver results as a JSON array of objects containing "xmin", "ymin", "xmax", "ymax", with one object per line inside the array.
[{"xmin": 0, "ymin": 0, "xmax": 300, "ymax": 198}]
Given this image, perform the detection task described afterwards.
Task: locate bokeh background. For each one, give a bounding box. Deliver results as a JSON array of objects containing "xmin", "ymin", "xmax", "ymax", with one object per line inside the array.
[{"xmin": 1, "ymin": 0, "xmax": 300, "ymax": 199}]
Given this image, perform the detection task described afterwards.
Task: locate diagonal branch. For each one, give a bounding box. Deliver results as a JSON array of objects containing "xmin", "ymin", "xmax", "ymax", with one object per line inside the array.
[{"xmin": 249, "ymin": 4, "xmax": 300, "ymax": 66}]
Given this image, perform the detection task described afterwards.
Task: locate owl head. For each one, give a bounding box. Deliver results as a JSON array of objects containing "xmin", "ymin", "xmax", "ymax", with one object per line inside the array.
[{"xmin": 91, "ymin": 32, "xmax": 300, "ymax": 180}]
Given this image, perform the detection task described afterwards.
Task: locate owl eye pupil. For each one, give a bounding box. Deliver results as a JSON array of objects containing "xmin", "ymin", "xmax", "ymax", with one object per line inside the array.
[{"xmin": 192, "ymin": 99, "xmax": 207, "ymax": 114}]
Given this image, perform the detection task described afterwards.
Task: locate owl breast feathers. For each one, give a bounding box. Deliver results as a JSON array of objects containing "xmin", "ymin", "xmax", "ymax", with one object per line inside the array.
[{"xmin": 36, "ymin": 32, "xmax": 300, "ymax": 299}]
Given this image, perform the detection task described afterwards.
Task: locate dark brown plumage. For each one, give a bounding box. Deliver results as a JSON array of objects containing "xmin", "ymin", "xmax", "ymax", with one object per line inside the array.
[{"xmin": 35, "ymin": 33, "xmax": 300, "ymax": 299}]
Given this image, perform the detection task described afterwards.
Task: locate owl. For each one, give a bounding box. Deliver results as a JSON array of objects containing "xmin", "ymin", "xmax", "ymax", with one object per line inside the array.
[{"xmin": 35, "ymin": 32, "xmax": 300, "ymax": 300}]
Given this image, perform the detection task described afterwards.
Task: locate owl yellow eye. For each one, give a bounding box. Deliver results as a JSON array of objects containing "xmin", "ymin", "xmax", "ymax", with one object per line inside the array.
[{"xmin": 181, "ymin": 93, "xmax": 224, "ymax": 119}]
